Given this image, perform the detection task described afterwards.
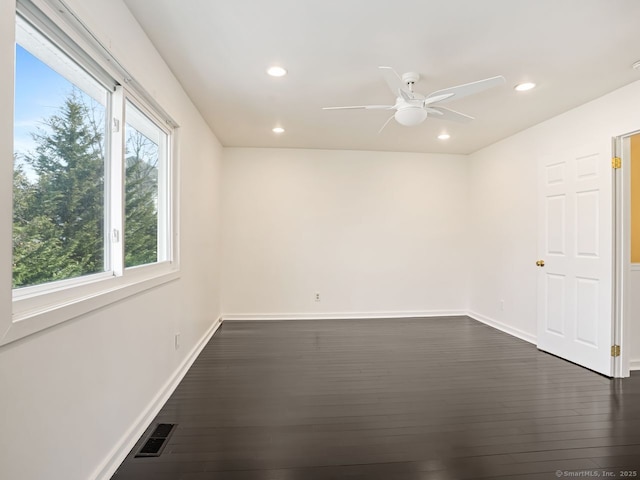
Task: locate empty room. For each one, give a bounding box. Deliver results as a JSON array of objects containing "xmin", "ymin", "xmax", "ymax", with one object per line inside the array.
[{"xmin": 3, "ymin": 0, "xmax": 640, "ymax": 479}]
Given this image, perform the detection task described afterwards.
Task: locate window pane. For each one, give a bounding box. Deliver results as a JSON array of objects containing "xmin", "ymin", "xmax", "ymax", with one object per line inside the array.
[
  {"xmin": 13, "ymin": 23, "xmax": 108, "ymax": 289},
  {"xmin": 124, "ymin": 101, "xmax": 167, "ymax": 268}
]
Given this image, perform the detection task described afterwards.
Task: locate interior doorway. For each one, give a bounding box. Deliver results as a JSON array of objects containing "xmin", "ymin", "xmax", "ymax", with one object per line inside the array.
[{"xmin": 615, "ymin": 132, "xmax": 640, "ymax": 377}]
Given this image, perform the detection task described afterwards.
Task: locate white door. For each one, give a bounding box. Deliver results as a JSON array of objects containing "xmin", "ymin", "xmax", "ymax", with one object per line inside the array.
[{"xmin": 537, "ymin": 143, "xmax": 614, "ymax": 376}]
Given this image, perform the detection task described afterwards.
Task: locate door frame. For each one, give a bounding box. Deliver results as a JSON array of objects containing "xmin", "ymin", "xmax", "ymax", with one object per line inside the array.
[{"xmin": 613, "ymin": 130, "xmax": 640, "ymax": 378}]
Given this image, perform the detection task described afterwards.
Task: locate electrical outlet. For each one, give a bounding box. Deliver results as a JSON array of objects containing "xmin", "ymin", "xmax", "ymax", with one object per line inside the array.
[
  {"xmin": 315, "ymin": 292, "xmax": 321, "ymax": 302},
  {"xmin": 174, "ymin": 333, "xmax": 180, "ymax": 350}
]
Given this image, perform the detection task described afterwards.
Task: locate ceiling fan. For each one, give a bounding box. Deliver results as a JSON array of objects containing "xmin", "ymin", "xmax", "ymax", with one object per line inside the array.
[{"xmin": 322, "ymin": 67, "xmax": 506, "ymax": 133}]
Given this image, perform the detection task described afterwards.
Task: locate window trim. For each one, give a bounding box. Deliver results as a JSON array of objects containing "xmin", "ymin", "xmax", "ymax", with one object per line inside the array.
[
  {"xmin": 123, "ymin": 91, "xmax": 174, "ymax": 268},
  {"xmin": 8, "ymin": 269, "xmax": 181, "ymax": 345},
  {"xmin": 3, "ymin": 0, "xmax": 181, "ymax": 346}
]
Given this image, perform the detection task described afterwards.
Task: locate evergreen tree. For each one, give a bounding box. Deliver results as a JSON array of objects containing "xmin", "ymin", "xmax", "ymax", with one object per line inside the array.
[
  {"xmin": 124, "ymin": 130, "xmax": 158, "ymax": 268},
  {"xmin": 13, "ymin": 91, "xmax": 105, "ymax": 287},
  {"xmin": 12, "ymin": 163, "xmax": 79, "ymax": 286},
  {"xmin": 12, "ymin": 91, "xmax": 161, "ymax": 287}
]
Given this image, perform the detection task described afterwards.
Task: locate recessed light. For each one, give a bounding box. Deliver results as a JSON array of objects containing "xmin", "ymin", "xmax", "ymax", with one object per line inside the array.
[
  {"xmin": 438, "ymin": 133, "xmax": 450, "ymax": 140},
  {"xmin": 267, "ymin": 66, "xmax": 287, "ymax": 77},
  {"xmin": 515, "ymin": 82, "xmax": 536, "ymax": 92},
  {"xmin": 272, "ymin": 127, "xmax": 285, "ymax": 134}
]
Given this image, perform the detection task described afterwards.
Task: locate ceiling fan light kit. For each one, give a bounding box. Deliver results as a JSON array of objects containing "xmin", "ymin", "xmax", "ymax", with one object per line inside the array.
[
  {"xmin": 322, "ymin": 66, "xmax": 506, "ymax": 133},
  {"xmin": 395, "ymin": 106, "xmax": 428, "ymax": 126}
]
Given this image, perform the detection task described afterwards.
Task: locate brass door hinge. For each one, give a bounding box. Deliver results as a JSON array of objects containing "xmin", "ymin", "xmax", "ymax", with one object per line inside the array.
[
  {"xmin": 612, "ymin": 157, "xmax": 621, "ymax": 169},
  {"xmin": 611, "ymin": 345, "xmax": 621, "ymax": 357}
]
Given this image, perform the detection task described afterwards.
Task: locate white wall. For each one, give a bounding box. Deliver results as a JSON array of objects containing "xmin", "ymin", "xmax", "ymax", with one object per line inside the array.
[
  {"xmin": 468, "ymin": 79, "xmax": 640, "ymax": 345},
  {"xmin": 2, "ymin": 2, "xmax": 640, "ymax": 478},
  {"xmin": 0, "ymin": 1, "xmax": 223, "ymax": 479},
  {"xmin": 222, "ymin": 148, "xmax": 469, "ymax": 317}
]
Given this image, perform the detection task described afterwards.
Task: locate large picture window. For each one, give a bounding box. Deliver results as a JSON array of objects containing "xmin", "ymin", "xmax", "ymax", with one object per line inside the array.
[
  {"xmin": 8, "ymin": 1, "xmax": 177, "ymax": 344},
  {"xmin": 13, "ymin": 18, "xmax": 110, "ymax": 289}
]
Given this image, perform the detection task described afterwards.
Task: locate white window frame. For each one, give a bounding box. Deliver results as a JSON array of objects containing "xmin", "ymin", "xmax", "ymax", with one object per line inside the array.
[
  {"xmin": 122, "ymin": 93, "xmax": 173, "ymax": 270},
  {"xmin": 3, "ymin": 0, "xmax": 180, "ymax": 346}
]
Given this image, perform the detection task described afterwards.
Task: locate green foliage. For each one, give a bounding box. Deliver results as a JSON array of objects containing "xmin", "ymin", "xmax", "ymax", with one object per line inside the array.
[
  {"xmin": 12, "ymin": 91, "xmax": 159, "ymax": 288},
  {"xmin": 12, "ymin": 164, "xmax": 84, "ymax": 286},
  {"xmin": 124, "ymin": 130, "xmax": 159, "ymax": 268},
  {"xmin": 13, "ymin": 92, "xmax": 104, "ymax": 288}
]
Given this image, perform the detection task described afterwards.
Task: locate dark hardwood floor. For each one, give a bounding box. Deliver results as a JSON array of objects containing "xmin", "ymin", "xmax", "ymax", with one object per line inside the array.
[{"xmin": 112, "ymin": 317, "xmax": 640, "ymax": 479}]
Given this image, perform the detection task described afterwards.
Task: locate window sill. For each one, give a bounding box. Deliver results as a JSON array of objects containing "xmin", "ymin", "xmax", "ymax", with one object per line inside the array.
[{"xmin": 2, "ymin": 266, "xmax": 180, "ymax": 346}]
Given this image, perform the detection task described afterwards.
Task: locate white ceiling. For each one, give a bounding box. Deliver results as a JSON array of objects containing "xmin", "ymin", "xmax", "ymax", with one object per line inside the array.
[{"xmin": 123, "ymin": 0, "xmax": 640, "ymax": 154}]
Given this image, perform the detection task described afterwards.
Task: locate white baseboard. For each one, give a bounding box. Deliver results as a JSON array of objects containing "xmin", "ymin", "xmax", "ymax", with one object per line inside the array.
[
  {"xmin": 93, "ymin": 310, "xmax": 534, "ymax": 480},
  {"xmin": 466, "ymin": 311, "xmax": 537, "ymax": 345},
  {"xmin": 629, "ymin": 359, "xmax": 640, "ymax": 371},
  {"xmin": 92, "ymin": 317, "xmax": 222, "ymax": 480},
  {"xmin": 222, "ymin": 310, "xmax": 468, "ymax": 321},
  {"xmin": 92, "ymin": 310, "xmax": 538, "ymax": 480},
  {"xmin": 223, "ymin": 311, "xmax": 536, "ymax": 345}
]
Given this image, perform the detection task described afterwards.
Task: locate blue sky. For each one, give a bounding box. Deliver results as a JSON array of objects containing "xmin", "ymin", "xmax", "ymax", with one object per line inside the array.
[
  {"xmin": 14, "ymin": 44, "xmax": 79, "ymax": 157},
  {"xmin": 15, "ymin": 41, "xmax": 155, "ymax": 175}
]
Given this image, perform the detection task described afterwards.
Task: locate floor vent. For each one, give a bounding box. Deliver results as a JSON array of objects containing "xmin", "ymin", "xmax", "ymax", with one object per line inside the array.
[{"xmin": 135, "ymin": 423, "xmax": 176, "ymax": 458}]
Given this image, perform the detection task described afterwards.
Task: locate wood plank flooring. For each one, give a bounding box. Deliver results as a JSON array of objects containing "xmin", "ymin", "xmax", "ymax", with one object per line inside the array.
[{"xmin": 112, "ymin": 317, "xmax": 640, "ymax": 479}]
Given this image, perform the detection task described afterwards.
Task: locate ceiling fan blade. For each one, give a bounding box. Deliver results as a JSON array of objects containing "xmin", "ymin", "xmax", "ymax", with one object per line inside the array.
[
  {"xmin": 322, "ymin": 105, "xmax": 395, "ymax": 110},
  {"xmin": 423, "ymin": 93, "xmax": 454, "ymax": 106},
  {"xmin": 427, "ymin": 106, "xmax": 474, "ymax": 123},
  {"xmin": 425, "ymin": 75, "xmax": 506, "ymax": 105},
  {"xmin": 378, "ymin": 66, "xmax": 411, "ymax": 98},
  {"xmin": 377, "ymin": 113, "xmax": 396, "ymax": 134}
]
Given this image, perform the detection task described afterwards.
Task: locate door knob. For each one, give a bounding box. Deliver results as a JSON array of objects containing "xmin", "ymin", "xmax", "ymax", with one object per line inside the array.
[{"xmin": 536, "ymin": 260, "xmax": 545, "ymax": 267}]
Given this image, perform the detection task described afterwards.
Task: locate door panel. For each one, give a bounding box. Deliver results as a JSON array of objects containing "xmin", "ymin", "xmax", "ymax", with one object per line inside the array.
[
  {"xmin": 537, "ymin": 145, "xmax": 613, "ymax": 376},
  {"xmin": 576, "ymin": 190, "xmax": 599, "ymax": 256},
  {"xmin": 545, "ymin": 273, "xmax": 566, "ymax": 335},
  {"xmin": 546, "ymin": 195, "xmax": 566, "ymax": 254},
  {"xmin": 575, "ymin": 277, "xmax": 598, "ymax": 345}
]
